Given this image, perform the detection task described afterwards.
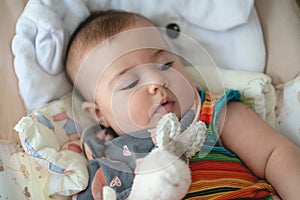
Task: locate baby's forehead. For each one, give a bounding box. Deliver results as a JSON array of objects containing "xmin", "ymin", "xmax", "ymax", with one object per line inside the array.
[
  {"xmin": 77, "ymin": 27, "xmax": 168, "ymax": 85},
  {"xmin": 82, "ymin": 26, "xmax": 168, "ymax": 66}
]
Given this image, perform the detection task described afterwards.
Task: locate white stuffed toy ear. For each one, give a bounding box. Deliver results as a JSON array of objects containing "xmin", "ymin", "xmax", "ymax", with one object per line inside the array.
[{"xmin": 156, "ymin": 113, "xmax": 207, "ymax": 159}]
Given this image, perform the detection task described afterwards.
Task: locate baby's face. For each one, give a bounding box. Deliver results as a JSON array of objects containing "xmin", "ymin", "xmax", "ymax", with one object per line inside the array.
[{"xmin": 79, "ymin": 26, "xmax": 197, "ymax": 135}]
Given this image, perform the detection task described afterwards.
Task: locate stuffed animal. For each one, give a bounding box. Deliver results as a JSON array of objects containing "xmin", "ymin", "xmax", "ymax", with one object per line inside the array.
[
  {"xmin": 101, "ymin": 113, "xmax": 206, "ymax": 200},
  {"xmin": 13, "ymin": 0, "xmax": 265, "ymax": 111},
  {"xmin": 99, "ymin": 0, "xmax": 265, "ymax": 72}
]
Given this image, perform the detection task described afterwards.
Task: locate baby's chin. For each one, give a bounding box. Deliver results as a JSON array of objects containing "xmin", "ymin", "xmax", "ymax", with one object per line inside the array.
[
  {"xmin": 149, "ymin": 111, "xmax": 181, "ymax": 128},
  {"xmin": 120, "ymin": 109, "xmax": 182, "ymax": 134},
  {"xmin": 125, "ymin": 115, "xmax": 163, "ymax": 132}
]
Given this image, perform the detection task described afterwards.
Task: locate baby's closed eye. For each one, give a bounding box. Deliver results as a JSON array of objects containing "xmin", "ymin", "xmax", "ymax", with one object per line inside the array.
[
  {"xmin": 122, "ymin": 79, "xmax": 139, "ymax": 90},
  {"xmin": 159, "ymin": 62, "xmax": 174, "ymax": 71},
  {"xmin": 119, "ymin": 61, "xmax": 174, "ymax": 90}
]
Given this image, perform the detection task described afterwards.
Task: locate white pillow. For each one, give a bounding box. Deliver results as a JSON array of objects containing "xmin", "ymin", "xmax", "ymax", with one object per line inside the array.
[{"xmin": 12, "ymin": 0, "xmax": 265, "ymax": 112}]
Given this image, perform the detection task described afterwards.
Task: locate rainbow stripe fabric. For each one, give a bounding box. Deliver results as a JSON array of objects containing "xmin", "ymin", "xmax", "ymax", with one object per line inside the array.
[{"xmin": 184, "ymin": 90, "xmax": 275, "ymax": 199}]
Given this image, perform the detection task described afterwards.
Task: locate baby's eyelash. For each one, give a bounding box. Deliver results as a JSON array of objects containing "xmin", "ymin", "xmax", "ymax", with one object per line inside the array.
[
  {"xmin": 122, "ymin": 80, "xmax": 139, "ymax": 90},
  {"xmin": 159, "ymin": 62, "xmax": 174, "ymax": 71}
]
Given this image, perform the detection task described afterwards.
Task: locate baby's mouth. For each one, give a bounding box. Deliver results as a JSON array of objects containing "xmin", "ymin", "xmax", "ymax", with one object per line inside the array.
[{"xmin": 154, "ymin": 97, "xmax": 175, "ymax": 114}]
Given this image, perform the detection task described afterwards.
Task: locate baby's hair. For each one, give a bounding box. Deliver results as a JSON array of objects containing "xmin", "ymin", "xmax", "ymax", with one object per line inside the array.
[{"xmin": 65, "ymin": 10, "xmax": 151, "ymax": 85}]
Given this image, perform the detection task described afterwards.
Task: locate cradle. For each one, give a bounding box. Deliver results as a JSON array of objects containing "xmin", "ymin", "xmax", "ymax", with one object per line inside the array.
[{"xmin": 1, "ymin": 0, "xmax": 300, "ymax": 199}]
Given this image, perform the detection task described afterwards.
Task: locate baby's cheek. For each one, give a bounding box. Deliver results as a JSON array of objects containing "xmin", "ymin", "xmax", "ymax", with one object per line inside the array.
[
  {"xmin": 128, "ymin": 106, "xmax": 151, "ymax": 128},
  {"xmin": 128, "ymin": 92, "xmax": 152, "ymax": 128}
]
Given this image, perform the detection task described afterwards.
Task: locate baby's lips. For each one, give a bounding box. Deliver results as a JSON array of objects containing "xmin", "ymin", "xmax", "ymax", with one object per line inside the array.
[{"xmin": 155, "ymin": 101, "xmax": 175, "ymax": 114}]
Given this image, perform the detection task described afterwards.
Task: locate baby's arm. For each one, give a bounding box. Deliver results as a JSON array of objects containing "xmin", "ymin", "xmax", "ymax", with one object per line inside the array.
[{"xmin": 219, "ymin": 101, "xmax": 300, "ymax": 199}]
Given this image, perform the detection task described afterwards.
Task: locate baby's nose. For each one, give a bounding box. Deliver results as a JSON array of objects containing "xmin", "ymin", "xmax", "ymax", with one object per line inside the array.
[
  {"xmin": 144, "ymin": 66, "xmax": 169, "ymax": 94},
  {"xmin": 147, "ymin": 78, "xmax": 168, "ymax": 94},
  {"xmin": 148, "ymin": 83, "xmax": 162, "ymax": 94}
]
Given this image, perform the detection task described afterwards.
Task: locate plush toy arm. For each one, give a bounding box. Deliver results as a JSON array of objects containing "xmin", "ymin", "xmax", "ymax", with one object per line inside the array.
[
  {"xmin": 156, "ymin": 112, "xmax": 206, "ymax": 158},
  {"xmin": 177, "ymin": 121, "xmax": 207, "ymax": 159}
]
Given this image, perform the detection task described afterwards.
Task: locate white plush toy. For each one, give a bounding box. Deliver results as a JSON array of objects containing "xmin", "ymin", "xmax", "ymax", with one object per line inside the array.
[
  {"xmin": 13, "ymin": 0, "xmax": 265, "ymax": 111},
  {"xmin": 92, "ymin": 0, "xmax": 265, "ymax": 72},
  {"xmin": 102, "ymin": 113, "xmax": 206, "ymax": 200}
]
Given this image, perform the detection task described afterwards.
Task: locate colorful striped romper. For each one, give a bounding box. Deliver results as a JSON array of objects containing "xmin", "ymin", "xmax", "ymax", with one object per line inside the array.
[{"xmin": 185, "ymin": 90, "xmax": 275, "ymax": 199}]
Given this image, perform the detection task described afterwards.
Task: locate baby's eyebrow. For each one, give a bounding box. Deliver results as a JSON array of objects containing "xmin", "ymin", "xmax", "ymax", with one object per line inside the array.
[
  {"xmin": 109, "ymin": 49, "xmax": 167, "ymax": 86},
  {"xmin": 153, "ymin": 49, "xmax": 165, "ymax": 57},
  {"xmin": 109, "ymin": 65, "xmax": 135, "ymax": 86}
]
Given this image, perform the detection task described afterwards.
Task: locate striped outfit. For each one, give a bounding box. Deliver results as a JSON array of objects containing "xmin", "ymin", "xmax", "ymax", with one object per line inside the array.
[{"xmin": 185, "ymin": 90, "xmax": 275, "ymax": 199}]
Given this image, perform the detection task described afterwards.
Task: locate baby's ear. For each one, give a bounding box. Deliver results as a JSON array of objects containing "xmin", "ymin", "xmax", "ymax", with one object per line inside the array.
[{"xmin": 81, "ymin": 101, "xmax": 110, "ymax": 127}]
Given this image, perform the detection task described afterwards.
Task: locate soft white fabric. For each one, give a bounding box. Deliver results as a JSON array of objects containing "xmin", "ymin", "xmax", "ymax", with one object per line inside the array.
[
  {"xmin": 96, "ymin": 0, "xmax": 265, "ymax": 70},
  {"xmin": 12, "ymin": 0, "xmax": 265, "ymax": 111},
  {"xmin": 219, "ymin": 68, "xmax": 277, "ymax": 127},
  {"xmin": 186, "ymin": 66, "xmax": 277, "ymax": 128},
  {"xmin": 12, "ymin": 0, "xmax": 90, "ymax": 111},
  {"xmin": 276, "ymin": 77, "xmax": 300, "ymax": 147}
]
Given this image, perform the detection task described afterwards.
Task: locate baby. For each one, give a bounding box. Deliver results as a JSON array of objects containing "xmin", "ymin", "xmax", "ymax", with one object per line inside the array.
[{"xmin": 65, "ymin": 10, "xmax": 300, "ymax": 200}]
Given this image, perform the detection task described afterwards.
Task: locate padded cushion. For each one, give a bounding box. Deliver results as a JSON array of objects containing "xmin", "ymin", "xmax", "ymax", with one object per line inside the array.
[{"xmin": 12, "ymin": 0, "xmax": 266, "ymax": 111}]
